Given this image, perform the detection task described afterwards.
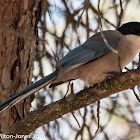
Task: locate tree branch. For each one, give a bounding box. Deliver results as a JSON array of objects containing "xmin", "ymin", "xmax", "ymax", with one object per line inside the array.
[{"xmin": 6, "ymin": 68, "xmax": 140, "ymax": 135}]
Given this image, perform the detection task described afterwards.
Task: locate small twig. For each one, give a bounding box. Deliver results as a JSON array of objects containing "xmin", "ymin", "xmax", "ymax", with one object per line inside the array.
[
  {"xmin": 51, "ymin": 49, "xmax": 59, "ymax": 63},
  {"xmin": 117, "ymin": 0, "xmax": 124, "ymax": 28},
  {"xmin": 86, "ymin": 4, "xmax": 89, "ymax": 39},
  {"xmin": 71, "ymin": 111, "xmax": 81, "ymax": 128},
  {"xmin": 95, "ymin": 100, "xmax": 100, "ymax": 134},
  {"xmin": 77, "ymin": 9, "xmax": 84, "ymax": 27},
  {"xmin": 64, "ymin": 83, "xmax": 81, "ymax": 128},
  {"xmin": 97, "ymin": 0, "xmax": 118, "ymax": 54},
  {"xmin": 132, "ymin": 88, "xmax": 140, "ymax": 102}
]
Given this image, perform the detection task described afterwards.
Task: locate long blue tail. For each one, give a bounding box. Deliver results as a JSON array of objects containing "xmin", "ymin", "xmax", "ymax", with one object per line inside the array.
[{"xmin": 0, "ymin": 70, "xmax": 58, "ymax": 113}]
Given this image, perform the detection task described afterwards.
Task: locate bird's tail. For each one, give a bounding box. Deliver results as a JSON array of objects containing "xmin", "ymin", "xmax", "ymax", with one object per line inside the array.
[{"xmin": 0, "ymin": 70, "xmax": 58, "ymax": 113}]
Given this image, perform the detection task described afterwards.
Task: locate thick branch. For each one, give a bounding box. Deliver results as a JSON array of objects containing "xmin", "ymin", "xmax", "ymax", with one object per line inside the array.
[{"xmin": 6, "ymin": 68, "xmax": 140, "ymax": 135}]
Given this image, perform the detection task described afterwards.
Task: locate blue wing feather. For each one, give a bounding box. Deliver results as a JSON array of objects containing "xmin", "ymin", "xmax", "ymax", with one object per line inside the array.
[{"xmin": 57, "ymin": 30, "xmax": 121, "ymax": 74}]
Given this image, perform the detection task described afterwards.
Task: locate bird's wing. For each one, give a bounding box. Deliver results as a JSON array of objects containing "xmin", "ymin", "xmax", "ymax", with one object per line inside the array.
[{"xmin": 57, "ymin": 30, "xmax": 122, "ymax": 74}]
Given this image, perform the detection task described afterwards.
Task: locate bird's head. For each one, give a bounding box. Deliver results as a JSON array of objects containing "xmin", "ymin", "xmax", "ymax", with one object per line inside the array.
[{"xmin": 117, "ymin": 22, "xmax": 140, "ymax": 36}]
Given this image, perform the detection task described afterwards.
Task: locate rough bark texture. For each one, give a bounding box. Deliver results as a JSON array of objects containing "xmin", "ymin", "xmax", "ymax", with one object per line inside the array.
[
  {"xmin": 0, "ymin": 0, "xmax": 41, "ymax": 133},
  {"xmin": 6, "ymin": 68, "xmax": 140, "ymax": 135}
]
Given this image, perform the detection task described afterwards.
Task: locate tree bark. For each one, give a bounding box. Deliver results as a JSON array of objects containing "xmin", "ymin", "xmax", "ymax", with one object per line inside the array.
[
  {"xmin": 0, "ymin": 0, "xmax": 41, "ymax": 133},
  {"xmin": 6, "ymin": 68, "xmax": 140, "ymax": 135}
]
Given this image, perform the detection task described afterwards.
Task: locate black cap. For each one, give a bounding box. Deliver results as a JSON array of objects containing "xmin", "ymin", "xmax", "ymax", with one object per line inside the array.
[{"xmin": 117, "ymin": 22, "xmax": 140, "ymax": 36}]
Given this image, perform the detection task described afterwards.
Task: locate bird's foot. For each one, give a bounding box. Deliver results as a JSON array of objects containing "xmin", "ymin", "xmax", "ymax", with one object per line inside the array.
[{"xmin": 105, "ymin": 71, "xmax": 122, "ymax": 81}]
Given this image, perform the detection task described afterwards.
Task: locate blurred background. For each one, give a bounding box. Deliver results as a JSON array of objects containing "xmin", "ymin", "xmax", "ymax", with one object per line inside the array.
[{"xmin": 31, "ymin": 0, "xmax": 140, "ymax": 139}]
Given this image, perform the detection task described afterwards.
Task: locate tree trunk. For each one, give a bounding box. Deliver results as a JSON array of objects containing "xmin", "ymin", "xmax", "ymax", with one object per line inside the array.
[{"xmin": 0, "ymin": 0, "xmax": 41, "ymax": 133}]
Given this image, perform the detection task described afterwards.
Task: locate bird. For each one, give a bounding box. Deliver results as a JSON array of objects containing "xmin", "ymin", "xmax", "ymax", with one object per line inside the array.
[{"xmin": 0, "ymin": 22, "xmax": 140, "ymax": 113}]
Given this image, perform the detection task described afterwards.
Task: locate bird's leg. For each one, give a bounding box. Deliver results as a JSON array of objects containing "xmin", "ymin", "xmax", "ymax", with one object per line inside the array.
[
  {"xmin": 64, "ymin": 82, "xmax": 71, "ymax": 97},
  {"xmin": 118, "ymin": 56, "xmax": 122, "ymax": 72},
  {"xmin": 105, "ymin": 56, "xmax": 123, "ymax": 80},
  {"xmin": 106, "ymin": 56, "xmax": 122, "ymax": 76},
  {"xmin": 105, "ymin": 71, "xmax": 118, "ymax": 81},
  {"xmin": 138, "ymin": 52, "xmax": 140, "ymax": 68}
]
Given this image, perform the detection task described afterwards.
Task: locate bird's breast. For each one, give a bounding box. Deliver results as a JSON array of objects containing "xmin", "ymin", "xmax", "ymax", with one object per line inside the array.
[{"xmin": 78, "ymin": 36, "xmax": 140, "ymax": 85}]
